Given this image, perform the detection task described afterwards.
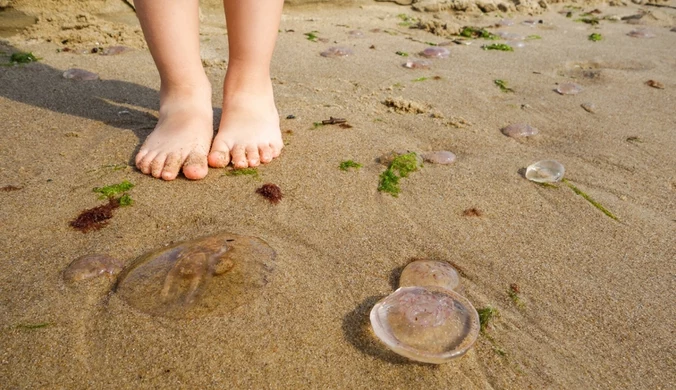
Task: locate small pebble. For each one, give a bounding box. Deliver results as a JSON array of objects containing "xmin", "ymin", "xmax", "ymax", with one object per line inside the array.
[
  {"xmin": 645, "ymin": 80, "xmax": 664, "ymax": 89},
  {"xmin": 321, "ymin": 47, "xmax": 353, "ymax": 57},
  {"xmin": 63, "ymin": 254, "xmax": 124, "ymax": 283},
  {"xmin": 581, "ymin": 102, "xmax": 597, "ymax": 113},
  {"xmin": 419, "ymin": 47, "xmax": 450, "ymax": 59},
  {"xmin": 501, "ymin": 123, "xmax": 539, "ymax": 138},
  {"xmin": 403, "ymin": 59, "xmax": 432, "ymax": 69},
  {"xmin": 556, "ymin": 82, "xmax": 583, "ymax": 95},
  {"xmin": 627, "ymin": 29, "xmax": 655, "ymax": 38},
  {"xmin": 63, "ymin": 68, "xmax": 99, "ymax": 81},
  {"xmin": 422, "ymin": 151, "xmax": 456, "ymax": 165}
]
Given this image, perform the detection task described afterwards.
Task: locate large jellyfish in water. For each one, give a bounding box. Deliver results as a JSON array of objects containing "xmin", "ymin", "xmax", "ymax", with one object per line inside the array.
[{"xmin": 114, "ymin": 232, "xmax": 276, "ymax": 319}]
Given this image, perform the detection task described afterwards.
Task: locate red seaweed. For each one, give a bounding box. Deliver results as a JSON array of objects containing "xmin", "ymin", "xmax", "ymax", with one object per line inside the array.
[
  {"xmin": 70, "ymin": 198, "xmax": 120, "ymax": 232},
  {"xmin": 256, "ymin": 183, "xmax": 283, "ymax": 204}
]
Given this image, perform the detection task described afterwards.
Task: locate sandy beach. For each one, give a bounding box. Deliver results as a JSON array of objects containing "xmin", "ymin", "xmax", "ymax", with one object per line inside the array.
[{"xmin": 1, "ymin": 1, "xmax": 675, "ymax": 388}]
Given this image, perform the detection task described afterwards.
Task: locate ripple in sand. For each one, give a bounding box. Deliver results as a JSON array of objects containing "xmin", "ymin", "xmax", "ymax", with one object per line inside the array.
[
  {"xmin": 115, "ymin": 232, "xmax": 276, "ymax": 319},
  {"xmin": 627, "ymin": 29, "xmax": 655, "ymax": 38},
  {"xmin": 525, "ymin": 160, "xmax": 565, "ymax": 183},
  {"xmin": 63, "ymin": 68, "xmax": 99, "ymax": 81},
  {"xmin": 419, "ymin": 47, "xmax": 450, "ymax": 59},
  {"xmin": 556, "ymin": 82, "xmax": 583, "ymax": 95},
  {"xmin": 63, "ymin": 254, "xmax": 124, "ymax": 283},
  {"xmin": 321, "ymin": 47, "xmax": 353, "ymax": 57},
  {"xmin": 403, "ymin": 59, "xmax": 432, "ymax": 69},
  {"xmin": 370, "ymin": 286, "xmax": 479, "ymax": 364},
  {"xmin": 422, "ymin": 151, "xmax": 456, "ymax": 165},
  {"xmin": 501, "ymin": 123, "xmax": 539, "ymax": 138}
]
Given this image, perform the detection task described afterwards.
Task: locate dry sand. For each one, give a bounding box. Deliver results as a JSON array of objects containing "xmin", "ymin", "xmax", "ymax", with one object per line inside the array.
[{"xmin": 1, "ymin": 1, "xmax": 675, "ymax": 389}]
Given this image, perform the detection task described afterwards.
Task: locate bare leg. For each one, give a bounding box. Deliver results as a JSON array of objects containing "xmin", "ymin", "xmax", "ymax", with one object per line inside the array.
[
  {"xmin": 207, "ymin": 0, "xmax": 284, "ymax": 169},
  {"xmin": 134, "ymin": 0, "xmax": 213, "ymax": 180}
]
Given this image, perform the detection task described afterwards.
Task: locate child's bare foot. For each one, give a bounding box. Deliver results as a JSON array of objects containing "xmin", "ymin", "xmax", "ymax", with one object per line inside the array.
[
  {"xmin": 208, "ymin": 66, "xmax": 283, "ymax": 169},
  {"xmin": 135, "ymin": 82, "xmax": 214, "ymax": 180}
]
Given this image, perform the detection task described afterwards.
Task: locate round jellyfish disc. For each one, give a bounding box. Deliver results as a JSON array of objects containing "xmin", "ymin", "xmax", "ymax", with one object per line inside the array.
[
  {"xmin": 320, "ymin": 47, "xmax": 353, "ymax": 58},
  {"xmin": 399, "ymin": 260, "xmax": 460, "ymax": 291},
  {"xmin": 403, "ymin": 59, "xmax": 432, "ymax": 69},
  {"xmin": 63, "ymin": 68, "xmax": 99, "ymax": 81},
  {"xmin": 501, "ymin": 123, "xmax": 539, "ymax": 138},
  {"xmin": 525, "ymin": 160, "xmax": 565, "ymax": 183},
  {"xmin": 63, "ymin": 254, "xmax": 124, "ymax": 283},
  {"xmin": 556, "ymin": 82, "xmax": 583, "ymax": 95},
  {"xmin": 115, "ymin": 232, "xmax": 276, "ymax": 319},
  {"xmin": 421, "ymin": 151, "xmax": 457, "ymax": 165},
  {"xmin": 370, "ymin": 286, "xmax": 480, "ymax": 364},
  {"xmin": 420, "ymin": 47, "xmax": 450, "ymax": 59},
  {"xmin": 627, "ymin": 29, "xmax": 655, "ymax": 38}
]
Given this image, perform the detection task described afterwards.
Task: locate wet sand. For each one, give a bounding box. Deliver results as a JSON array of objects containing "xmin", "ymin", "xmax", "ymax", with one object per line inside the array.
[{"xmin": 1, "ymin": 2, "xmax": 675, "ymax": 389}]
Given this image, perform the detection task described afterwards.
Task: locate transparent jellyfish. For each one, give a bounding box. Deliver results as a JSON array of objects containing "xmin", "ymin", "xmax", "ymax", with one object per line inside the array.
[
  {"xmin": 403, "ymin": 59, "xmax": 432, "ymax": 69},
  {"xmin": 525, "ymin": 160, "xmax": 565, "ymax": 183},
  {"xmin": 419, "ymin": 47, "xmax": 450, "ymax": 59},
  {"xmin": 556, "ymin": 82, "xmax": 583, "ymax": 95},
  {"xmin": 63, "ymin": 254, "xmax": 124, "ymax": 283},
  {"xmin": 421, "ymin": 151, "xmax": 456, "ymax": 165},
  {"xmin": 63, "ymin": 68, "xmax": 99, "ymax": 81},
  {"xmin": 320, "ymin": 47, "xmax": 354, "ymax": 58},
  {"xmin": 370, "ymin": 286, "xmax": 480, "ymax": 364},
  {"xmin": 501, "ymin": 123, "xmax": 539, "ymax": 138},
  {"xmin": 399, "ymin": 260, "xmax": 460, "ymax": 291},
  {"xmin": 627, "ymin": 29, "xmax": 655, "ymax": 38},
  {"xmin": 115, "ymin": 232, "xmax": 276, "ymax": 319}
]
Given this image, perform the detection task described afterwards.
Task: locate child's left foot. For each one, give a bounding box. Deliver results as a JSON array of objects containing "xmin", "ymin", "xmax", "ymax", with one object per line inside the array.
[{"xmin": 208, "ymin": 67, "xmax": 284, "ymax": 169}]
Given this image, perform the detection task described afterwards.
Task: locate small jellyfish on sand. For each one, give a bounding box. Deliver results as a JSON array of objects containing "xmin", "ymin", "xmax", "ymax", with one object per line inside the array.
[
  {"xmin": 101, "ymin": 46, "xmax": 132, "ymax": 56},
  {"xmin": 525, "ymin": 160, "xmax": 565, "ymax": 183},
  {"xmin": 556, "ymin": 82, "xmax": 583, "ymax": 95},
  {"xmin": 497, "ymin": 19, "xmax": 514, "ymax": 27},
  {"xmin": 419, "ymin": 47, "xmax": 450, "ymax": 59},
  {"xmin": 581, "ymin": 102, "xmax": 597, "ymax": 113},
  {"xmin": 496, "ymin": 31, "xmax": 524, "ymax": 40},
  {"xmin": 114, "ymin": 232, "xmax": 276, "ymax": 319},
  {"xmin": 403, "ymin": 59, "xmax": 432, "ymax": 69},
  {"xmin": 321, "ymin": 47, "xmax": 353, "ymax": 58},
  {"xmin": 501, "ymin": 123, "xmax": 539, "ymax": 138},
  {"xmin": 63, "ymin": 68, "xmax": 99, "ymax": 81},
  {"xmin": 347, "ymin": 30, "xmax": 365, "ymax": 38},
  {"xmin": 399, "ymin": 260, "xmax": 460, "ymax": 291},
  {"xmin": 63, "ymin": 254, "xmax": 124, "ymax": 283},
  {"xmin": 370, "ymin": 286, "xmax": 480, "ymax": 364},
  {"xmin": 507, "ymin": 40, "xmax": 526, "ymax": 48},
  {"xmin": 627, "ymin": 29, "xmax": 655, "ymax": 38},
  {"xmin": 421, "ymin": 151, "xmax": 456, "ymax": 165}
]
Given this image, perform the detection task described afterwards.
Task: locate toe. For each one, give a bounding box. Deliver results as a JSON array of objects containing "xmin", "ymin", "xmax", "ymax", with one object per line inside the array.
[
  {"xmin": 151, "ymin": 153, "xmax": 168, "ymax": 178},
  {"xmin": 182, "ymin": 152, "xmax": 209, "ymax": 180},
  {"xmin": 246, "ymin": 145, "xmax": 260, "ymax": 167},
  {"xmin": 259, "ymin": 144, "xmax": 273, "ymax": 163},
  {"xmin": 231, "ymin": 145, "xmax": 248, "ymax": 169},
  {"xmin": 270, "ymin": 141, "xmax": 284, "ymax": 158},
  {"xmin": 208, "ymin": 148, "xmax": 231, "ymax": 168},
  {"xmin": 135, "ymin": 148, "xmax": 149, "ymax": 168},
  {"xmin": 161, "ymin": 152, "xmax": 182, "ymax": 180},
  {"xmin": 138, "ymin": 151, "xmax": 158, "ymax": 175}
]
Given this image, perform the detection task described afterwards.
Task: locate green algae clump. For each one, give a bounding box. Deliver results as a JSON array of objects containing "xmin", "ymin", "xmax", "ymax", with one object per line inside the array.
[
  {"xmin": 378, "ymin": 152, "xmax": 421, "ymax": 197},
  {"xmin": 93, "ymin": 180, "xmax": 134, "ymax": 199},
  {"xmin": 494, "ymin": 79, "xmax": 514, "ymax": 93},
  {"xmin": 482, "ymin": 43, "xmax": 513, "ymax": 52},
  {"xmin": 459, "ymin": 26, "xmax": 498, "ymax": 40},
  {"xmin": 339, "ymin": 160, "xmax": 362, "ymax": 171},
  {"xmin": 10, "ymin": 52, "xmax": 39, "ymax": 64},
  {"xmin": 589, "ymin": 33, "xmax": 603, "ymax": 42},
  {"xmin": 225, "ymin": 167, "xmax": 259, "ymax": 178}
]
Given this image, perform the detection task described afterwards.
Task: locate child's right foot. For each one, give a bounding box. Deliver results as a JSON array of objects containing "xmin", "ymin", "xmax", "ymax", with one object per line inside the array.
[{"xmin": 135, "ymin": 83, "xmax": 214, "ymax": 181}]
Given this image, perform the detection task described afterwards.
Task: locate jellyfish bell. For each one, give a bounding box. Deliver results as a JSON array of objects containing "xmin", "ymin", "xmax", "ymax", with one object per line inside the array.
[
  {"xmin": 370, "ymin": 286, "xmax": 480, "ymax": 364},
  {"xmin": 525, "ymin": 160, "xmax": 565, "ymax": 183},
  {"xmin": 399, "ymin": 260, "xmax": 460, "ymax": 291}
]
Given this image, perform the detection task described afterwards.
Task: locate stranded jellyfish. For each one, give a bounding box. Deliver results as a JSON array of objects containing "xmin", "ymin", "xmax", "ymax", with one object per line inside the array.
[
  {"xmin": 63, "ymin": 68, "xmax": 99, "ymax": 81},
  {"xmin": 403, "ymin": 59, "xmax": 432, "ymax": 69},
  {"xmin": 496, "ymin": 31, "xmax": 524, "ymax": 40},
  {"xmin": 507, "ymin": 40, "xmax": 526, "ymax": 49},
  {"xmin": 525, "ymin": 160, "xmax": 565, "ymax": 183},
  {"xmin": 63, "ymin": 254, "xmax": 124, "ymax": 283},
  {"xmin": 419, "ymin": 47, "xmax": 450, "ymax": 59},
  {"xmin": 627, "ymin": 29, "xmax": 655, "ymax": 38},
  {"xmin": 348, "ymin": 30, "xmax": 365, "ymax": 38},
  {"xmin": 556, "ymin": 82, "xmax": 583, "ymax": 95},
  {"xmin": 370, "ymin": 260, "xmax": 479, "ymax": 363},
  {"xmin": 321, "ymin": 47, "xmax": 353, "ymax": 58},
  {"xmin": 399, "ymin": 260, "xmax": 460, "ymax": 291},
  {"xmin": 370, "ymin": 286, "xmax": 479, "ymax": 364},
  {"xmin": 501, "ymin": 123, "xmax": 539, "ymax": 138},
  {"xmin": 421, "ymin": 151, "xmax": 456, "ymax": 165},
  {"xmin": 115, "ymin": 232, "xmax": 276, "ymax": 319}
]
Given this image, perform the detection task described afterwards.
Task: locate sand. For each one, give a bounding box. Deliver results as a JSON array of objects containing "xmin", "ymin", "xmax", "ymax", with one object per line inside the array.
[{"xmin": 1, "ymin": 1, "xmax": 675, "ymax": 389}]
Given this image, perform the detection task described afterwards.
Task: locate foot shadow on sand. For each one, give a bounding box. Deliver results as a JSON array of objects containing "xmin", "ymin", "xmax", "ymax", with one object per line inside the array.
[{"xmin": 0, "ymin": 40, "xmax": 223, "ymax": 166}]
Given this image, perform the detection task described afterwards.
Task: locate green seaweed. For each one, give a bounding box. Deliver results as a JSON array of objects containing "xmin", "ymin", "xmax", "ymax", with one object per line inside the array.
[
  {"xmin": 526, "ymin": 34, "xmax": 542, "ymax": 40},
  {"xmin": 482, "ymin": 43, "xmax": 513, "ymax": 51},
  {"xmin": 93, "ymin": 180, "xmax": 134, "ymax": 199},
  {"xmin": 397, "ymin": 14, "xmax": 417, "ymax": 27},
  {"xmin": 562, "ymin": 179, "xmax": 618, "ymax": 220},
  {"xmin": 508, "ymin": 290, "xmax": 525, "ymax": 309},
  {"xmin": 575, "ymin": 17, "xmax": 600, "ymax": 25},
  {"xmin": 494, "ymin": 79, "xmax": 514, "ymax": 93},
  {"xmin": 477, "ymin": 306, "xmax": 499, "ymax": 333},
  {"xmin": 339, "ymin": 160, "xmax": 362, "ymax": 171},
  {"xmin": 378, "ymin": 152, "xmax": 421, "ymax": 197},
  {"xmin": 412, "ymin": 77, "xmax": 429, "ymax": 82},
  {"xmin": 10, "ymin": 52, "xmax": 39, "ymax": 64},
  {"xmin": 312, "ymin": 122, "xmax": 324, "ymax": 129},
  {"xmin": 589, "ymin": 33, "xmax": 603, "ymax": 42},
  {"xmin": 118, "ymin": 193, "xmax": 133, "ymax": 207},
  {"xmin": 459, "ymin": 26, "xmax": 498, "ymax": 40},
  {"xmin": 16, "ymin": 322, "xmax": 51, "ymax": 330},
  {"xmin": 304, "ymin": 31, "xmax": 319, "ymax": 42},
  {"xmin": 225, "ymin": 167, "xmax": 259, "ymax": 178},
  {"xmin": 395, "ymin": 51, "xmax": 409, "ymax": 57}
]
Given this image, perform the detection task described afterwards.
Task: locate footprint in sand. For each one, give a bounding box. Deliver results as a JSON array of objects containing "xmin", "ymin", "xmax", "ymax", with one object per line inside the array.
[{"xmin": 63, "ymin": 232, "xmax": 276, "ymax": 320}]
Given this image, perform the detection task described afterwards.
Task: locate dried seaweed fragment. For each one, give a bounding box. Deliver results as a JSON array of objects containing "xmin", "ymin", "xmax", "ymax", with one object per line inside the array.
[
  {"xmin": 1, "ymin": 185, "xmax": 22, "ymax": 192},
  {"xmin": 256, "ymin": 183, "xmax": 283, "ymax": 204}
]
